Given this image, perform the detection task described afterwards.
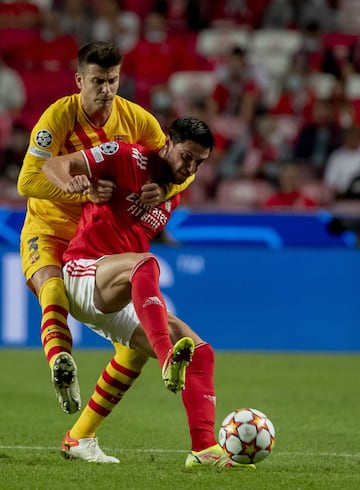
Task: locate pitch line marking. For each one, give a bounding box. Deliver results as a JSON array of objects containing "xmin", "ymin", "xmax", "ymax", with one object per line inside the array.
[{"xmin": 1, "ymin": 445, "xmax": 360, "ymax": 459}]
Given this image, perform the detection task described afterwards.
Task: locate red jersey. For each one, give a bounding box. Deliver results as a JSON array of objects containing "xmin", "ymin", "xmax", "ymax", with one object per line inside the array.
[
  {"xmin": 265, "ymin": 191, "xmax": 317, "ymax": 209},
  {"xmin": 63, "ymin": 141, "xmax": 180, "ymax": 262}
]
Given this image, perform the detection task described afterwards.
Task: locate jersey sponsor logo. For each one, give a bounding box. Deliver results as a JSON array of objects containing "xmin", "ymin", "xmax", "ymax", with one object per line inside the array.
[
  {"xmin": 126, "ymin": 193, "xmax": 169, "ymax": 230},
  {"xmin": 99, "ymin": 141, "xmax": 119, "ymax": 155},
  {"xmin": 35, "ymin": 129, "xmax": 53, "ymax": 148},
  {"xmin": 28, "ymin": 146, "xmax": 52, "ymax": 160},
  {"xmin": 132, "ymin": 147, "xmax": 148, "ymax": 170}
]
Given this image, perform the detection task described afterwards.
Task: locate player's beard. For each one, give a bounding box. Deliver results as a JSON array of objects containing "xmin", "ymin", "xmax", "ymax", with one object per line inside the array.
[
  {"xmin": 156, "ymin": 160, "xmax": 189, "ymax": 185},
  {"xmin": 158, "ymin": 162, "xmax": 179, "ymax": 185}
]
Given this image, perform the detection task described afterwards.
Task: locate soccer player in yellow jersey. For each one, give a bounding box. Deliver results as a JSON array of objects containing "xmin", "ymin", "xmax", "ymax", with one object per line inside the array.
[{"xmin": 17, "ymin": 41, "xmax": 193, "ymax": 415}]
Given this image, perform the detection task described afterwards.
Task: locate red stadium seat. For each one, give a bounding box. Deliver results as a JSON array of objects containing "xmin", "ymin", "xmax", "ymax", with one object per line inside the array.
[
  {"xmin": 17, "ymin": 70, "xmax": 76, "ymax": 130},
  {"xmin": 196, "ymin": 27, "xmax": 251, "ymax": 67}
]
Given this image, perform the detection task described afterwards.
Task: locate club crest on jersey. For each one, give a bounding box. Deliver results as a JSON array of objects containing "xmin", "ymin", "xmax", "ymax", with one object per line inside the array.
[
  {"xmin": 99, "ymin": 141, "xmax": 119, "ymax": 155},
  {"xmin": 35, "ymin": 129, "xmax": 53, "ymax": 148},
  {"xmin": 132, "ymin": 147, "xmax": 148, "ymax": 170}
]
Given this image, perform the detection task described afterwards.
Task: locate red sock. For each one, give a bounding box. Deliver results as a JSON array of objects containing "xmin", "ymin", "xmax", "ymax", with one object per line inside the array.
[
  {"xmin": 181, "ymin": 343, "xmax": 217, "ymax": 452},
  {"xmin": 131, "ymin": 257, "xmax": 172, "ymax": 366}
]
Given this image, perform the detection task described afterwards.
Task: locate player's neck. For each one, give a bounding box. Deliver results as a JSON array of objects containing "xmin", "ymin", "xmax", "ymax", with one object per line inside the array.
[
  {"xmin": 81, "ymin": 103, "xmax": 111, "ymax": 128},
  {"xmin": 87, "ymin": 111, "xmax": 111, "ymax": 127}
]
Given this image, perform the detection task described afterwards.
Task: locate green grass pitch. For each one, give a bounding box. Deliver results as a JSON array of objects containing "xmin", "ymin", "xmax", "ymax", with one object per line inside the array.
[{"xmin": 0, "ymin": 349, "xmax": 359, "ymax": 489}]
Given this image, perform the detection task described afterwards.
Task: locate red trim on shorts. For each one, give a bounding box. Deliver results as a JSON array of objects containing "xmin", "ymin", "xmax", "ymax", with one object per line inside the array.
[{"xmin": 65, "ymin": 260, "xmax": 97, "ymax": 277}]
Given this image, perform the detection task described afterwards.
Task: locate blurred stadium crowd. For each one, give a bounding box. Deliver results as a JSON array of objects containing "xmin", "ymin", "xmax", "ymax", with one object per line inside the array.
[{"xmin": 1, "ymin": 0, "xmax": 360, "ymax": 215}]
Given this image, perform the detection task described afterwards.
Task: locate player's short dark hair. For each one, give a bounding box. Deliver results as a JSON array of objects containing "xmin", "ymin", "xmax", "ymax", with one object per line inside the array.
[
  {"xmin": 168, "ymin": 116, "xmax": 215, "ymax": 151},
  {"xmin": 77, "ymin": 41, "xmax": 122, "ymax": 70}
]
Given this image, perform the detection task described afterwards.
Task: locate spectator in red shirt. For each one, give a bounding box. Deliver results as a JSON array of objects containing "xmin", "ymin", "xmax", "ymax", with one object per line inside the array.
[
  {"xmin": 6, "ymin": 9, "xmax": 78, "ymax": 72},
  {"xmin": 264, "ymin": 162, "xmax": 318, "ymax": 209},
  {"xmin": 0, "ymin": 0, "xmax": 40, "ymax": 29},
  {"xmin": 270, "ymin": 54, "xmax": 316, "ymax": 121},
  {"xmin": 121, "ymin": 10, "xmax": 185, "ymax": 107},
  {"xmin": 8, "ymin": 9, "xmax": 79, "ymax": 129},
  {"xmin": 211, "ymin": 46, "xmax": 266, "ymax": 123}
]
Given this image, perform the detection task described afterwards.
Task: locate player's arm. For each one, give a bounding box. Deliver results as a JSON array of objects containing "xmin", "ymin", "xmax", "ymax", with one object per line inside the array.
[
  {"xmin": 43, "ymin": 150, "xmax": 116, "ymax": 203},
  {"xmin": 17, "ymin": 102, "xmax": 114, "ymax": 202},
  {"xmin": 18, "ymin": 154, "xmax": 92, "ymax": 202},
  {"xmin": 42, "ymin": 152, "xmax": 91, "ymax": 195},
  {"xmin": 16, "ymin": 104, "xmax": 90, "ymax": 202},
  {"xmin": 19, "ymin": 152, "xmax": 114, "ymax": 202},
  {"xmin": 19, "ymin": 148, "xmax": 115, "ymax": 204}
]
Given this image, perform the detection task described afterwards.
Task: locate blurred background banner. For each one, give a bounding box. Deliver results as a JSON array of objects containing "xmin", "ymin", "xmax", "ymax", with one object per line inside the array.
[
  {"xmin": 165, "ymin": 208, "xmax": 357, "ymax": 247},
  {"xmin": 0, "ymin": 208, "xmax": 357, "ymax": 247},
  {"xmin": 1, "ymin": 208, "xmax": 359, "ymax": 352}
]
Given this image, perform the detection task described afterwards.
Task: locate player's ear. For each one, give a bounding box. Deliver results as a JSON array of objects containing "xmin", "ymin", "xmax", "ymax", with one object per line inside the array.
[
  {"xmin": 75, "ymin": 72, "xmax": 82, "ymax": 89},
  {"xmin": 164, "ymin": 136, "xmax": 172, "ymax": 151}
]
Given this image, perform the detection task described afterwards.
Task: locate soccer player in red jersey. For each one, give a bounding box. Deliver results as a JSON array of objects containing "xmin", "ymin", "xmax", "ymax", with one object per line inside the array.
[{"xmin": 42, "ymin": 116, "xmax": 256, "ymax": 470}]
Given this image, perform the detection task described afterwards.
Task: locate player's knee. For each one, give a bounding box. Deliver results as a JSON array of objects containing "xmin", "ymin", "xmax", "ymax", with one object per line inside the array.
[
  {"xmin": 113, "ymin": 341, "xmax": 150, "ymax": 367},
  {"xmin": 130, "ymin": 253, "xmax": 159, "ymax": 281},
  {"xmin": 192, "ymin": 342, "xmax": 215, "ymax": 366},
  {"xmin": 128, "ymin": 327, "xmax": 156, "ymax": 359},
  {"xmin": 32, "ymin": 265, "xmax": 63, "ymax": 296}
]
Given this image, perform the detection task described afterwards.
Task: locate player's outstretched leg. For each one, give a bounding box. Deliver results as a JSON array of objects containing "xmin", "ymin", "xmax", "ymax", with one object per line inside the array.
[
  {"xmin": 60, "ymin": 344, "xmax": 147, "ymax": 463},
  {"xmin": 39, "ymin": 277, "xmax": 80, "ymax": 414},
  {"xmin": 162, "ymin": 337, "xmax": 195, "ymax": 393},
  {"xmin": 61, "ymin": 431, "xmax": 119, "ymax": 463},
  {"xmin": 180, "ymin": 342, "xmax": 256, "ymax": 470},
  {"xmin": 131, "ymin": 256, "xmax": 174, "ymax": 367}
]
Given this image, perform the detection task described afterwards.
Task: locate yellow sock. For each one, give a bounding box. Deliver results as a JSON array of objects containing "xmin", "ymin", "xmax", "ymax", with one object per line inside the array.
[
  {"xmin": 39, "ymin": 277, "xmax": 72, "ymax": 368},
  {"xmin": 70, "ymin": 343, "xmax": 148, "ymax": 439}
]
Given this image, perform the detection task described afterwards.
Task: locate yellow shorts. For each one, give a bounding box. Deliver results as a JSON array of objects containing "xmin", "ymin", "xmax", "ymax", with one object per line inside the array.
[{"xmin": 20, "ymin": 232, "xmax": 69, "ymax": 283}]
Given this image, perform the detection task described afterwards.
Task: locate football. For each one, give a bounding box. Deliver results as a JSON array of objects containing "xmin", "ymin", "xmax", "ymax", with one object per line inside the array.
[{"xmin": 219, "ymin": 408, "xmax": 275, "ymax": 464}]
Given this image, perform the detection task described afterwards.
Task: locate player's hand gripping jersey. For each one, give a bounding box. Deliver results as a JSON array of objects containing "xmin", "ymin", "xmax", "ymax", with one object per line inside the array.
[{"xmin": 63, "ymin": 141, "xmax": 180, "ymax": 262}]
